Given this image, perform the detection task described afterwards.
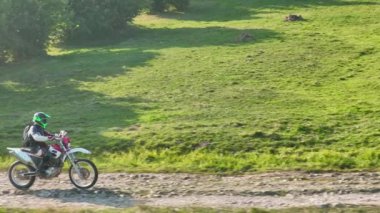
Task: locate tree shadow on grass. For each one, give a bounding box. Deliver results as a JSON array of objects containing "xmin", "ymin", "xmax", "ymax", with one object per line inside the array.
[
  {"xmin": 0, "ymin": 26, "xmax": 280, "ymax": 154},
  {"xmin": 124, "ymin": 26, "xmax": 280, "ymax": 49},
  {"xmin": 0, "ymin": 48, "xmax": 158, "ymax": 154},
  {"xmin": 157, "ymin": 0, "xmax": 380, "ymax": 22},
  {"xmin": 82, "ymin": 27, "xmax": 281, "ymax": 52},
  {"xmin": 61, "ymin": 26, "xmax": 280, "ymax": 50}
]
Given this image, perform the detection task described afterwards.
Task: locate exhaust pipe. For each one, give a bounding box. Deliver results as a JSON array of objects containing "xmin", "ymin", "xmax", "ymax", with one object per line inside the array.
[{"xmin": 22, "ymin": 172, "xmax": 37, "ymax": 177}]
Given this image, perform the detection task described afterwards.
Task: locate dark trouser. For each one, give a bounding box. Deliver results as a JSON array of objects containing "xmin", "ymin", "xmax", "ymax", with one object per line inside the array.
[{"xmin": 31, "ymin": 141, "xmax": 49, "ymax": 170}]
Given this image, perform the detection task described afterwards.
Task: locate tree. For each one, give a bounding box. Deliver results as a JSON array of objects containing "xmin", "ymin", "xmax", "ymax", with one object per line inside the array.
[
  {"xmin": 0, "ymin": 0, "xmax": 65, "ymax": 64},
  {"xmin": 66, "ymin": 0, "xmax": 146, "ymax": 41}
]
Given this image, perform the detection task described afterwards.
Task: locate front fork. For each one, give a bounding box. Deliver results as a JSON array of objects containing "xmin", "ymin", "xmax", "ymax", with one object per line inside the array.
[{"xmin": 66, "ymin": 153, "xmax": 84, "ymax": 179}]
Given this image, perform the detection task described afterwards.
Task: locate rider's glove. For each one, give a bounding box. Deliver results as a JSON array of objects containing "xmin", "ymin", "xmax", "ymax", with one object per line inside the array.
[{"xmin": 48, "ymin": 135, "xmax": 55, "ymax": 141}]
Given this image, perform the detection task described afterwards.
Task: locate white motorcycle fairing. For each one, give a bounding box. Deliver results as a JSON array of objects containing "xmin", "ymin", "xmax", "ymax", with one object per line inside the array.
[
  {"xmin": 67, "ymin": 148, "xmax": 91, "ymax": 155},
  {"xmin": 6, "ymin": 148, "xmax": 37, "ymax": 168}
]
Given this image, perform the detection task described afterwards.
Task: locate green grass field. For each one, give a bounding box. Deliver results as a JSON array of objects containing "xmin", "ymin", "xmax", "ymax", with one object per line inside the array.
[{"xmin": 0, "ymin": 0, "xmax": 379, "ymax": 172}]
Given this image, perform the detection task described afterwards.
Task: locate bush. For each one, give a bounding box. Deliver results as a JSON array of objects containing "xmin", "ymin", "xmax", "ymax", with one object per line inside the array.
[
  {"xmin": 67, "ymin": 0, "xmax": 145, "ymax": 41},
  {"xmin": 150, "ymin": 0, "xmax": 190, "ymax": 13},
  {"xmin": 151, "ymin": 0, "xmax": 167, "ymax": 13},
  {"xmin": 0, "ymin": 0, "xmax": 64, "ymax": 64}
]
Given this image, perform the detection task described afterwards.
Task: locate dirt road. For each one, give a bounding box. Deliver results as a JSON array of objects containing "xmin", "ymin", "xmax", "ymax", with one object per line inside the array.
[{"xmin": 0, "ymin": 171, "xmax": 379, "ymax": 209}]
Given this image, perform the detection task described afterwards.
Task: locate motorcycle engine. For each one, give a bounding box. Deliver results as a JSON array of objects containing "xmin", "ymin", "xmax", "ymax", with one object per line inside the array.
[
  {"xmin": 43, "ymin": 153, "xmax": 63, "ymax": 178},
  {"xmin": 43, "ymin": 157, "xmax": 63, "ymax": 178},
  {"xmin": 45, "ymin": 167, "xmax": 61, "ymax": 178}
]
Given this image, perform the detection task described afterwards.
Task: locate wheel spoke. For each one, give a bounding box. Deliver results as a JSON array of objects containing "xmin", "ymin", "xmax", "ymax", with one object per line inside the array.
[
  {"xmin": 8, "ymin": 161, "xmax": 35, "ymax": 190},
  {"xmin": 69, "ymin": 159, "xmax": 98, "ymax": 189}
]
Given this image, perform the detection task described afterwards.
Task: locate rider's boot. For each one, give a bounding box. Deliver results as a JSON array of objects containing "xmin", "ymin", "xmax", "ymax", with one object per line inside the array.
[{"xmin": 35, "ymin": 157, "xmax": 46, "ymax": 175}]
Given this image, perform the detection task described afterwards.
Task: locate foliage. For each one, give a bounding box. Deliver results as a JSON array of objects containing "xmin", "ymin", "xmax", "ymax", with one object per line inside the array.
[
  {"xmin": 66, "ymin": 0, "xmax": 145, "ymax": 41},
  {"xmin": 151, "ymin": 0, "xmax": 166, "ymax": 13},
  {"xmin": 0, "ymin": 0, "xmax": 64, "ymax": 64},
  {"xmin": 0, "ymin": 0, "xmax": 146, "ymax": 62},
  {"xmin": 150, "ymin": 0, "xmax": 190, "ymax": 12}
]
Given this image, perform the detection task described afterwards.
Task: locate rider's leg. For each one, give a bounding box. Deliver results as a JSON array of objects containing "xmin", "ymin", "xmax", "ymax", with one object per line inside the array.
[{"xmin": 34, "ymin": 142, "xmax": 49, "ymax": 172}]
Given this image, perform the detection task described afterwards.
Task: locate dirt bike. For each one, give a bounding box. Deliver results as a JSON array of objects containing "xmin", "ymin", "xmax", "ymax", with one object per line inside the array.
[{"xmin": 6, "ymin": 130, "xmax": 98, "ymax": 190}]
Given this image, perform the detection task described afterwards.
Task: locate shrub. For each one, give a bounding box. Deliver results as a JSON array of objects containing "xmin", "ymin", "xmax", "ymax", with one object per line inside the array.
[
  {"xmin": 151, "ymin": 0, "xmax": 167, "ymax": 13},
  {"xmin": 0, "ymin": 0, "xmax": 64, "ymax": 64},
  {"xmin": 66, "ymin": 0, "xmax": 145, "ymax": 41}
]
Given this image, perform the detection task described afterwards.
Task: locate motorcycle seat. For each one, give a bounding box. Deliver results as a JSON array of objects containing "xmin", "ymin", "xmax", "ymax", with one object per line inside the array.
[{"xmin": 21, "ymin": 148, "xmax": 33, "ymax": 153}]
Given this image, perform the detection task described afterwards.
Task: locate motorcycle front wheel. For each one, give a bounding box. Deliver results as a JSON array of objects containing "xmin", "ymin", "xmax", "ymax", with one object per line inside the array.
[
  {"xmin": 8, "ymin": 161, "xmax": 36, "ymax": 190},
  {"xmin": 69, "ymin": 159, "xmax": 98, "ymax": 189}
]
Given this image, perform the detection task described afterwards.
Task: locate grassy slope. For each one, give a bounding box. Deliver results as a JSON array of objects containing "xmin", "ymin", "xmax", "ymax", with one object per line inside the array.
[{"xmin": 0, "ymin": 0, "xmax": 379, "ymax": 172}]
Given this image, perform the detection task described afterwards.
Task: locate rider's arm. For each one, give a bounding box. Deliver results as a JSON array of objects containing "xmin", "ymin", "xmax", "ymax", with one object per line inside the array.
[
  {"xmin": 28, "ymin": 126, "xmax": 49, "ymax": 142},
  {"xmin": 43, "ymin": 130, "xmax": 53, "ymax": 137}
]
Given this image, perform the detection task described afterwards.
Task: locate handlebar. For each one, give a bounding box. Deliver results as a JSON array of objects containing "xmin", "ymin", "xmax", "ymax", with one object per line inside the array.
[
  {"xmin": 53, "ymin": 136, "xmax": 61, "ymax": 141},
  {"xmin": 49, "ymin": 133, "xmax": 65, "ymax": 141}
]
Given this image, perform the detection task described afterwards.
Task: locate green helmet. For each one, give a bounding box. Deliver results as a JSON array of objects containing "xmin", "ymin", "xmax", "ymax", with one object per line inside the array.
[{"xmin": 32, "ymin": 112, "xmax": 50, "ymax": 128}]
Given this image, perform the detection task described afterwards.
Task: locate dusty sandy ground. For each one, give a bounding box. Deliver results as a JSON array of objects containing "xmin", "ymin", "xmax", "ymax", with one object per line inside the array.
[{"xmin": 0, "ymin": 171, "xmax": 380, "ymax": 210}]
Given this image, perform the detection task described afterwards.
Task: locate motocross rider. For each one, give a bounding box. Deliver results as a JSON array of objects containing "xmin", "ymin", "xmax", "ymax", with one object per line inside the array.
[{"xmin": 25, "ymin": 112, "xmax": 55, "ymax": 173}]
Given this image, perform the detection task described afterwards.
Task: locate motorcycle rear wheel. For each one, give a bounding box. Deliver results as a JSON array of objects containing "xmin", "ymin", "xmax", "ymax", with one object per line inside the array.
[
  {"xmin": 69, "ymin": 159, "xmax": 98, "ymax": 189},
  {"xmin": 8, "ymin": 161, "xmax": 36, "ymax": 190}
]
